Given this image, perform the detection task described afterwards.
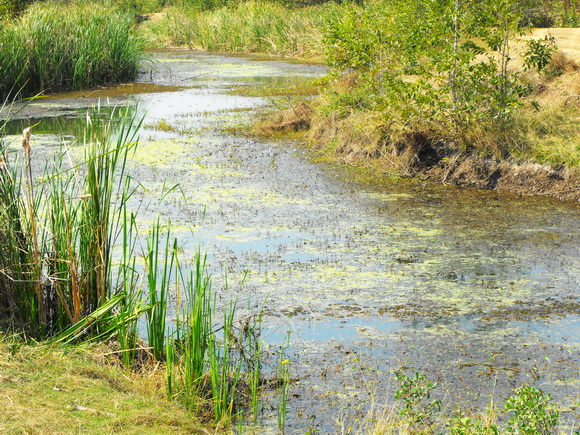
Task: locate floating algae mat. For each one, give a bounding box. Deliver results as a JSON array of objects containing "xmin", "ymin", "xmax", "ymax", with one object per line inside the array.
[{"xmin": 8, "ymin": 51, "xmax": 579, "ymax": 432}]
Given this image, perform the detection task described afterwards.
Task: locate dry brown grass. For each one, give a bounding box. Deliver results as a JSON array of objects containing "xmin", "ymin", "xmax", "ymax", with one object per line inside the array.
[{"xmin": 528, "ymin": 28, "xmax": 580, "ymax": 60}]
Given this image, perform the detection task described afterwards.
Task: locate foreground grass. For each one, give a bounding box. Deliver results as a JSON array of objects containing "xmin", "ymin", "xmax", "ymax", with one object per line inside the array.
[
  {"xmin": 2, "ymin": 337, "xmax": 573, "ymax": 434},
  {"xmin": 0, "ymin": 337, "xmax": 207, "ymax": 434}
]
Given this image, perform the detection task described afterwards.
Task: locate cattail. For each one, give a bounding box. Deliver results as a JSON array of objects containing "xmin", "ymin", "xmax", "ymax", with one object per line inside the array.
[{"xmin": 21, "ymin": 127, "xmax": 31, "ymax": 152}]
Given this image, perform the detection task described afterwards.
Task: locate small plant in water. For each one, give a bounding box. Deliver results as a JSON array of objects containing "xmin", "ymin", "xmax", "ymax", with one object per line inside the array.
[
  {"xmin": 394, "ymin": 370, "xmax": 441, "ymax": 431},
  {"xmin": 277, "ymin": 330, "xmax": 291, "ymax": 433},
  {"xmin": 504, "ymin": 384, "xmax": 559, "ymax": 434}
]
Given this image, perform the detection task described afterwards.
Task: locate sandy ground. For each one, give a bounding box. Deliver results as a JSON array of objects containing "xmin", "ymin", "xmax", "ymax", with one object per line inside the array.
[{"xmin": 529, "ymin": 28, "xmax": 580, "ymax": 60}]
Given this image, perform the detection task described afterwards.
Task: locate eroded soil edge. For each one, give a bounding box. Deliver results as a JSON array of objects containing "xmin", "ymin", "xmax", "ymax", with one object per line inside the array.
[{"xmin": 267, "ymin": 102, "xmax": 580, "ymax": 202}]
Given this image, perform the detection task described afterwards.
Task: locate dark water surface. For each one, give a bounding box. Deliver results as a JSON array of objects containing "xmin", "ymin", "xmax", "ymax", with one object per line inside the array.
[{"xmin": 3, "ymin": 51, "xmax": 579, "ymax": 433}]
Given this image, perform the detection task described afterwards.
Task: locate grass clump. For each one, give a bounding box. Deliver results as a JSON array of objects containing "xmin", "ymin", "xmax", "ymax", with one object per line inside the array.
[
  {"xmin": 148, "ymin": 0, "xmax": 335, "ymax": 58},
  {"xmin": 0, "ymin": 1, "xmax": 145, "ymax": 100}
]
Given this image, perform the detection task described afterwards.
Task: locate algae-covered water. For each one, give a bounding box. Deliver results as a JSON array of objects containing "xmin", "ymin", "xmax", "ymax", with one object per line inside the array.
[{"xmin": 4, "ymin": 50, "xmax": 579, "ymax": 432}]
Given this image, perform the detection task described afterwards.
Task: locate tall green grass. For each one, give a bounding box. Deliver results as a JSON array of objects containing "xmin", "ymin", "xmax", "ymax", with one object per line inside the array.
[
  {"xmin": 0, "ymin": 104, "xmax": 142, "ymax": 335},
  {"xmin": 0, "ymin": 2, "xmax": 145, "ymax": 100},
  {"xmin": 152, "ymin": 1, "xmax": 335, "ymax": 58},
  {"xmin": 164, "ymin": 250, "xmax": 265, "ymax": 422}
]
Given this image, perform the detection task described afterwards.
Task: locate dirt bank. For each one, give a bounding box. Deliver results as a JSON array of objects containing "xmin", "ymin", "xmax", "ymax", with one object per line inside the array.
[
  {"xmin": 423, "ymin": 154, "xmax": 580, "ymax": 202},
  {"xmin": 266, "ymin": 102, "xmax": 580, "ymax": 202}
]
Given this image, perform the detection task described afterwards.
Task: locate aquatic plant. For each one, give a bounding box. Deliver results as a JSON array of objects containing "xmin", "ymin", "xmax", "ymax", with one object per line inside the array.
[
  {"xmin": 145, "ymin": 220, "xmax": 178, "ymax": 360},
  {"xmin": 0, "ymin": 104, "xmax": 143, "ymax": 336},
  {"xmin": 161, "ymin": 249, "xmax": 267, "ymax": 423}
]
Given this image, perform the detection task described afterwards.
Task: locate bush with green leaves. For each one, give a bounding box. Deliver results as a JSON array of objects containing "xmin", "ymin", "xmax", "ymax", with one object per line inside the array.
[
  {"xmin": 319, "ymin": 0, "xmax": 561, "ymax": 158},
  {"xmin": 394, "ymin": 371, "xmax": 442, "ymax": 430},
  {"xmin": 504, "ymin": 385, "xmax": 559, "ymax": 434}
]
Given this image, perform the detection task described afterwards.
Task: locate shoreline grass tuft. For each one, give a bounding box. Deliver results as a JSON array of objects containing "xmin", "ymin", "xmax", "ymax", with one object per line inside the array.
[{"xmin": 0, "ymin": 2, "xmax": 145, "ymax": 100}]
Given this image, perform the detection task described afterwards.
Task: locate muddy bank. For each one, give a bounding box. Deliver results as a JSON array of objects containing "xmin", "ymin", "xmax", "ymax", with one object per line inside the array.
[
  {"xmin": 424, "ymin": 155, "xmax": 580, "ymax": 202},
  {"xmin": 268, "ymin": 103, "xmax": 580, "ymax": 202}
]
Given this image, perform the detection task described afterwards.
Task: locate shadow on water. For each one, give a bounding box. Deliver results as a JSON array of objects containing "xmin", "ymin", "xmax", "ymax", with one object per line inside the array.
[{"xmin": 4, "ymin": 50, "xmax": 579, "ymax": 432}]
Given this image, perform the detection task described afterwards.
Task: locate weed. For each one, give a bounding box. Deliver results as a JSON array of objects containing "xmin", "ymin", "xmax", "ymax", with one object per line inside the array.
[
  {"xmin": 449, "ymin": 409, "xmax": 500, "ymax": 435},
  {"xmin": 504, "ymin": 384, "xmax": 559, "ymax": 434},
  {"xmin": 0, "ymin": 103, "xmax": 142, "ymax": 337},
  {"xmin": 277, "ymin": 330, "xmax": 291, "ymax": 432},
  {"xmin": 394, "ymin": 371, "xmax": 441, "ymax": 431}
]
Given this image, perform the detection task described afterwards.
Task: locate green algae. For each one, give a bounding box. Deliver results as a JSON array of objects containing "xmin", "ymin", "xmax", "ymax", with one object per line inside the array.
[{"xmin": 14, "ymin": 49, "xmax": 580, "ymax": 433}]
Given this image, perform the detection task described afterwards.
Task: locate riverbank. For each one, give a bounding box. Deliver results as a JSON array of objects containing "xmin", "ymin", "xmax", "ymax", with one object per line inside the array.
[
  {"xmin": 263, "ymin": 98, "xmax": 579, "ymax": 202},
  {"xmin": 304, "ymin": 106, "xmax": 580, "ymax": 202},
  {"xmin": 260, "ymin": 30, "xmax": 580, "ymax": 202},
  {"xmin": 147, "ymin": 2, "xmax": 579, "ymax": 201}
]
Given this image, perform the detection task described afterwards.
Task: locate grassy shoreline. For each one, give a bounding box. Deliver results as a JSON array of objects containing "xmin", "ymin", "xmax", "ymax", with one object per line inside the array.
[
  {"xmin": 2, "ymin": 336, "xmax": 576, "ymax": 434},
  {"xmin": 0, "ymin": 2, "xmax": 145, "ymax": 100}
]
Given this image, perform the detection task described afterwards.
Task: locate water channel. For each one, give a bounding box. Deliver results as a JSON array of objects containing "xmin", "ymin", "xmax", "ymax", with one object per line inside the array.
[{"xmin": 4, "ymin": 50, "xmax": 579, "ymax": 432}]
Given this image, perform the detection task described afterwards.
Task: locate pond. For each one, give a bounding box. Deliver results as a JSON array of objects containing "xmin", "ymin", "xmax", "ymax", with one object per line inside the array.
[{"xmin": 3, "ymin": 50, "xmax": 579, "ymax": 433}]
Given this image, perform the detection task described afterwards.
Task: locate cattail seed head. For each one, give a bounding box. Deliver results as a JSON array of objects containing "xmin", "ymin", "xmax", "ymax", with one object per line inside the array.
[{"xmin": 21, "ymin": 128, "xmax": 31, "ymax": 152}]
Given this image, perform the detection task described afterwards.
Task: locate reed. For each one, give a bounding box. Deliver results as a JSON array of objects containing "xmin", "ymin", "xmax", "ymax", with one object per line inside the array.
[
  {"xmin": 144, "ymin": 221, "xmax": 178, "ymax": 360},
  {"xmin": 0, "ymin": 2, "xmax": 145, "ymax": 100},
  {"xmin": 0, "ymin": 103, "xmax": 141, "ymax": 336},
  {"xmin": 176, "ymin": 251, "xmax": 213, "ymax": 409}
]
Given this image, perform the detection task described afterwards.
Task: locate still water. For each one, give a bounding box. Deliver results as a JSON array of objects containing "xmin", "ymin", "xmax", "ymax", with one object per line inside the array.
[{"xmin": 4, "ymin": 50, "xmax": 579, "ymax": 432}]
